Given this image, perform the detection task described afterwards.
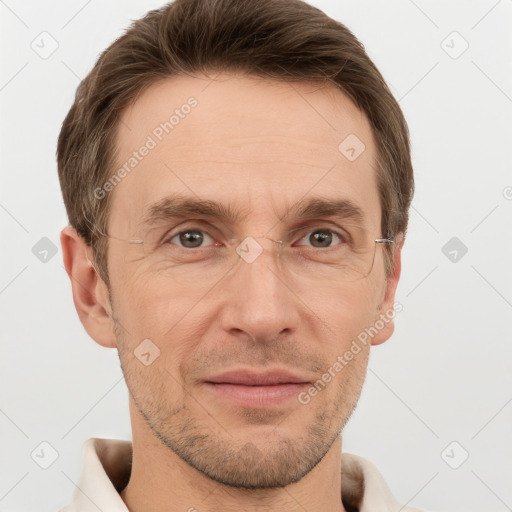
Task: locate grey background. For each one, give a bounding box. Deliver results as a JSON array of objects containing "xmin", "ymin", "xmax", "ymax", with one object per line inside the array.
[{"xmin": 1, "ymin": 0, "xmax": 511, "ymax": 511}]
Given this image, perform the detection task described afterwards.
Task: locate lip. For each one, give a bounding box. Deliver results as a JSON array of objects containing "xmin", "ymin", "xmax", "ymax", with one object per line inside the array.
[
  {"xmin": 202, "ymin": 369, "xmax": 311, "ymax": 408},
  {"xmin": 203, "ymin": 382, "xmax": 309, "ymax": 408},
  {"xmin": 204, "ymin": 369, "xmax": 310, "ymax": 386}
]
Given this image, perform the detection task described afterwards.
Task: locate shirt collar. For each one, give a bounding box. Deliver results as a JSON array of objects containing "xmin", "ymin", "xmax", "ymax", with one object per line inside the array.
[{"xmin": 60, "ymin": 437, "xmax": 424, "ymax": 512}]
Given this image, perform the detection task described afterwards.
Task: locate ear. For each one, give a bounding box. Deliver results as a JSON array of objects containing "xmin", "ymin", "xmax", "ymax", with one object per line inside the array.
[
  {"xmin": 371, "ymin": 234, "xmax": 404, "ymax": 346},
  {"xmin": 60, "ymin": 226, "xmax": 117, "ymax": 348}
]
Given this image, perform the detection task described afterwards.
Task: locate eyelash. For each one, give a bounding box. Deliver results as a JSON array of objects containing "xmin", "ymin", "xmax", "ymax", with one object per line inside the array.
[{"xmin": 163, "ymin": 225, "xmax": 349, "ymax": 249}]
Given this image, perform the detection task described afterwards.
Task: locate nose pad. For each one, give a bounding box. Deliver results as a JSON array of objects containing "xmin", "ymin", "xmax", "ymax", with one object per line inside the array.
[{"xmin": 234, "ymin": 235, "xmax": 284, "ymax": 265}]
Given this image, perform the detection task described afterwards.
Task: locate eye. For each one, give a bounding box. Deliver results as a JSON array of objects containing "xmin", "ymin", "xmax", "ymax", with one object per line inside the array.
[
  {"xmin": 295, "ymin": 228, "xmax": 347, "ymax": 249},
  {"xmin": 167, "ymin": 229, "xmax": 216, "ymax": 249}
]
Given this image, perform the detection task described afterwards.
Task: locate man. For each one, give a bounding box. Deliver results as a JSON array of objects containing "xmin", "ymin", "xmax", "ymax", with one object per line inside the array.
[{"xmin": 58, "ymin": 0, "xmax": 423, "ymax": 510}]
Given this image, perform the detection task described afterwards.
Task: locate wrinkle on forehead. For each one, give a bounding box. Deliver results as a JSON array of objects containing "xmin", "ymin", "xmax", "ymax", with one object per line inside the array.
[{"xmin": 109, "ymin": 73, "xmax": 381, "ymax": 237}]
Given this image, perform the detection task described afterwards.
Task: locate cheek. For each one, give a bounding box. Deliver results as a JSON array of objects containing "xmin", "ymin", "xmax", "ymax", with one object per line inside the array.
[
  {"xmin": 302, "ymin": 277, "xmax": 382, "ymax": 344},
  {"xmin": 109, "ymin": 267, "xmax": 167, "ymax": 346},
  {"xmin": 110, "ymin": 266, "xmax": 207, "ymax": 372},
  {"xmin": 109, "ymin": 250, "xmax": 177, "ymax": 317}
]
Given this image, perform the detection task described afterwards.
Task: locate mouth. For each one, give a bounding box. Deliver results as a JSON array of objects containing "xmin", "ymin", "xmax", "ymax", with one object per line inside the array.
[{"xmin": 203, "ymin": 369, "xmax": 311, "ymax": 408}]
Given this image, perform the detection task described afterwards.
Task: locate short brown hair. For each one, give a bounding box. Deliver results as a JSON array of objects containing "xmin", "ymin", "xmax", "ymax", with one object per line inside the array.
[{"xmin": 57, "ymin": 0, "xmax": 414, "ymax": 284}]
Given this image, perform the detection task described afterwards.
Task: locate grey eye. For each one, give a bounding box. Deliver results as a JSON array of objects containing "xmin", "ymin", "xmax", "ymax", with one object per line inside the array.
[
  {"xmin": 169, "ymin": 230, "xmax": 214, "ymax": 248},
  {"xmin": 296, "ymin": 229, "xmax": 343, "ymax": 248}
]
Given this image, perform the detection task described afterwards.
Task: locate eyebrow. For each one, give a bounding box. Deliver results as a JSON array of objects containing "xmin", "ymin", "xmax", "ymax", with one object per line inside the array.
[
  {"xmin": 139, "ymin": 193, "xmax": 365, "ymax": 229},
  {"xmin": 292, "ymin": 197, "xmax": 364, "ymax": 224}
]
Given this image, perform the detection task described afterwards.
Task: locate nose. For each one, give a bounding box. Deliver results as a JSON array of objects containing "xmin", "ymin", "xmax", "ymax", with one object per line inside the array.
[{"xmin": 218, "ymin": 235, "xmax": 300, "ymax": 344}]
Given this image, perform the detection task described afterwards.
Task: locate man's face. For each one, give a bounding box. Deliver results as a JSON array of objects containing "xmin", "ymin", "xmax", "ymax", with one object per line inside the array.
[{"xmin": 104, "ymin": 73, "xmax": 396, "ymax": 488}]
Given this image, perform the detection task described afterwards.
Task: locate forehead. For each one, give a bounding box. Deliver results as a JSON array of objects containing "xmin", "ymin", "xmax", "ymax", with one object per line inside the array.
[{"xmin": 109, "ymin": 73, "xmax": 380, "ymax": 233}]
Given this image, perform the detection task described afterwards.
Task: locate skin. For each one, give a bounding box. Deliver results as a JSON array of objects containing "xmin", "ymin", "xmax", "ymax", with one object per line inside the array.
[{"xmin": 61, "ymin": 72, "xmax": 403, "ymax": 512}]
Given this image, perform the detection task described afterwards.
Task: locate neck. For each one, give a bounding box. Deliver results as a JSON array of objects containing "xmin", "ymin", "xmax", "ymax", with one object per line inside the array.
[{"xmin": 120, "ymin": 403, "xmax": 347, "ymax": 512}]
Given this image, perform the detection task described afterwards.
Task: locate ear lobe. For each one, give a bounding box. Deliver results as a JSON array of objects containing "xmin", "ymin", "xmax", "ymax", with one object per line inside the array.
[
  {"xmin": 370, "ymin": 234, "xmax": 404, "ymax": 346},
  {"xmin": 61, "ymin": 226, "xmax": 117, "ymax": 348}
]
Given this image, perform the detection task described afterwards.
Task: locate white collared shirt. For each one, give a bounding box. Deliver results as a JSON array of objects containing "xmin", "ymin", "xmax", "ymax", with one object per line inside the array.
[{"xmin": 59, "ymin": 438, "xmax": 431, "ymax": 512}]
